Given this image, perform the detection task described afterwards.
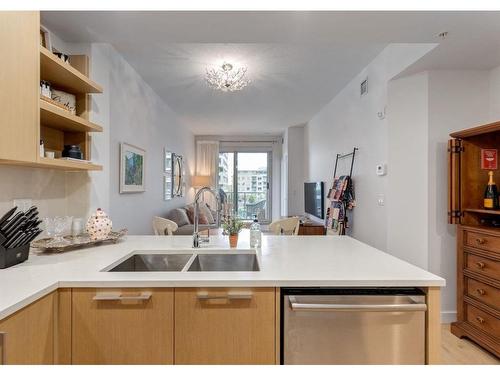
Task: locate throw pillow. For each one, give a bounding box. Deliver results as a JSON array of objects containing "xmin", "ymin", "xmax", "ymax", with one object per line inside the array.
[
  {"xmin": 168, "ymin": 208, "xmax": 190, "ymax": 227},
  {"xmin": 199, "ymin": 202, "xmax": 215, "ymax": 224},
  {"xmin": 186, "ymin": 206, "xmax": 209, "ymax": 224}
]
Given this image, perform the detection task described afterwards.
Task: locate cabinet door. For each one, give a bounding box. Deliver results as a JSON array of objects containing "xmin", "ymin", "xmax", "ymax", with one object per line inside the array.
[
  {"xmin": 0, "ymin": 12, "xmax": 39, "ymax": 162},
  {"xmin": 175, "ymin": 287, "xmax": 275, "ymax": 364},
  {"xmin": 0, "ymin": 292, "xmax": 54, "ymax": 364},
  {"xmin": 448, "ymin": 138, "xmax": 462, "ymax": 224},
  {"xmin": 72, "ymin": 288, "xmax": 173, "ymax": 364}
]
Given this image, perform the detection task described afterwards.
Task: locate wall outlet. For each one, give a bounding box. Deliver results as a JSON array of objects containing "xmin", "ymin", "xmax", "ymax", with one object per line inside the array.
[
  {"xmin": 13, "ymin": 199, "xmax": 33, "ymax": 212},
  {"xmin": 377, "ymin": 194, "xmax": 385, "ymax": 206},
  {"xmin": 376, "ymin": 163, "xmax": 387, "ymax": 176}
]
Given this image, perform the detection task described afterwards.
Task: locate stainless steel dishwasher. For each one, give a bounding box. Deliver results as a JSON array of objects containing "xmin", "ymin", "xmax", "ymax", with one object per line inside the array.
[{"xmin": 282, "ymin": 288, "xmax": 427, "ymax": 364}]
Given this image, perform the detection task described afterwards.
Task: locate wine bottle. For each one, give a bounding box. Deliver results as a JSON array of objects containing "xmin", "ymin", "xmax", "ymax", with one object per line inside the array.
[{"xmin": 484, "ymin": 171, "xmax": 499, "ymax": 209}]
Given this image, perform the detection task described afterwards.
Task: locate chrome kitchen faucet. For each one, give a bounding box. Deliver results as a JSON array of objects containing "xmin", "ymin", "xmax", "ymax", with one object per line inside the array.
[{"xmin": 192, "ymin": 186, "xmax": 221, "ymax": 248}]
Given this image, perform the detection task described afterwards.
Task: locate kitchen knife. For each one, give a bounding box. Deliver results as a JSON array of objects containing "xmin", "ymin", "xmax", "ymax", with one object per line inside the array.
[
  {"xmin": 24, "ymin": 206, "xmax": 38, "ymax": 221},
  {"xmin": 4, "ymin": 230, "xmax": 24, "ymax": 248},
  {"xmin": 0, "ymin": 207, "xmax": 17, "ymax": 229},
  {"xmin": 23, "ymin": 218, "xmax": 41, "ymax": 231},
  {"xmin": 4, "ymin": 216, "xmax": 26, "ymax": 240},
  {"xmin": 10, "ymin": 229, "xmax": 34, "ymax": 248},
  {"xmin": 20, "ymin": 229, "xmax": 42, "ymax": 247},
  {"xmin": 0, "ymin": 211, "xmax": 23, "ymax": 235}
]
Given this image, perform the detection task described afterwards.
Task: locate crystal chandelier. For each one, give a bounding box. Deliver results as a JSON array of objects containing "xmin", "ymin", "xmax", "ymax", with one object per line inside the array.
[{"xmin": 205, "ymin": 62, "xmax": 250, "ymax": 92}]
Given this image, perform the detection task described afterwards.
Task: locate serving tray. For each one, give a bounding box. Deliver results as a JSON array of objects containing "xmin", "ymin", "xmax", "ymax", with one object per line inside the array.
[{"xmin": 31, "ymin": 229, "xmax": 127, "ymax": 253}]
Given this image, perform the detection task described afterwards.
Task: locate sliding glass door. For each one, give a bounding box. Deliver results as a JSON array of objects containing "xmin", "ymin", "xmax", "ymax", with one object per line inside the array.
[{"xmin": 218, "ymin": 151, "xmax": 271, "ymax": 223}]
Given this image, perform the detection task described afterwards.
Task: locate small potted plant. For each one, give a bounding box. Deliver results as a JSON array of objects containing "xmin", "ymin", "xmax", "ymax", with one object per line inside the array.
[{"xmin": 222, "ymin": 216, "xmax": 244, "ymax": 248}]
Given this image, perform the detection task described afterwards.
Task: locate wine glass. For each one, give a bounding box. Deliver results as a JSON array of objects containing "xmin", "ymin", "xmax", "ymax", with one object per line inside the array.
[{"xmin": 47, "ymin": 216, "xmax": 73, "ymax": 246}]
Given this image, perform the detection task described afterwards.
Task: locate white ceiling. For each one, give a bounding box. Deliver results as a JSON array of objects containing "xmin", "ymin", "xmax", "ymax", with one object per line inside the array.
[{"xmin": 41, "ymin": 11, "xmax": 500, "ymax": 135}]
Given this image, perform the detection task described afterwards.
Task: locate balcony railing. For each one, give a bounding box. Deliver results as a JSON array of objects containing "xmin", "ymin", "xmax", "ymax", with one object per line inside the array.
[{"xmin": 224, "ymin": 191, "xmax": 268, "ymax": 221}]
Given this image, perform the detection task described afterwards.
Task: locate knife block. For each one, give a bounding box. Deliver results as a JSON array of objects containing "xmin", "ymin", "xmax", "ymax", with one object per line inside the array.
[{"xmin": 0, "ymin": 233, "xmax": 30, "ymax": 269}]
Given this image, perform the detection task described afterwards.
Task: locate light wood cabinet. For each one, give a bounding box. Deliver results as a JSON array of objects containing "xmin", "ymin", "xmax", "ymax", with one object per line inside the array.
[
  {"xmin": 0, "ymin": 292, "xmax": 55, "ymax": 364},
  {"xmin": 71, "ymin": 288, "xmax": 174, "ymax": 364},
  {"xmin": 174, "ymin": 287, "xmax": 276, "ymax": 364},
  {"xmin": 0, "ymin": 11, "xmax": 39, "ymax": 163}
]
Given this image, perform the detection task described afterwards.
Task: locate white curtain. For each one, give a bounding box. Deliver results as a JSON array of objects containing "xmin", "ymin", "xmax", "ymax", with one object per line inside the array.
[{"xmin": 195, "ymin": 140, "xmax": 219, "ymax": 207}]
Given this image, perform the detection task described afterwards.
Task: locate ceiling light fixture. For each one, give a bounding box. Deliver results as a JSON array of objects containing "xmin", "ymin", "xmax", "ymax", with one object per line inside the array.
[{"xmin": 205, "ymin": 62, "xmax": 250, "ymax": 92}]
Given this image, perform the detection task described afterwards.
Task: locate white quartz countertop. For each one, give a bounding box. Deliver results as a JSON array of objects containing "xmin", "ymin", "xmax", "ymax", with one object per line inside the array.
[{"xmin": 0, "ymin": 234, "xmax": 445, "ymax": 320}]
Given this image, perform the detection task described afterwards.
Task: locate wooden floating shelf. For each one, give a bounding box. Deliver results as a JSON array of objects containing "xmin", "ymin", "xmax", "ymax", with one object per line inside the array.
[
  {"xmin": 40, "ymin": 99, "xmax": 103, "ymax": 133},
  {"xmin": 0, "ymin": 158, "xmax": 102, "ymax": 171},
  {"xmin": 464, "ymin": 208, "xmax": 500, "ymax": 215},
  {"xmin": 37, "ymin": 157, "xmax": 103, "ymax": 171},
  {"xmin": 40, "ymin": 46, "xmax": 103, "ymax": 94}
]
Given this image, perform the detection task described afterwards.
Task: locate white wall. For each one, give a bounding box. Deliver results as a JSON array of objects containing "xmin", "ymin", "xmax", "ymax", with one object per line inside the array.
[
  {"xmin": 427, "ymin": 70, "xmax": 490, "ymax": 321},
  {"xmin": 97, "ymin": 44, "xmax": 195, "ymax": 234},
  {"xmin": 387, "ymin": 70, "xmax": 491, "ymax": 322},
  {"xmin": 305, "ymin": 44, "xmax": 434, "ymax": 250},
  {"xmin": 386, "ymin": 72, "xmax": 429, "ymax": 269},
  {"xmin": 283, "ymin": 125, "xmax": 305, "ymax": 216},
  {"xmin": 489, "ymin": 66, "xmax": 500, "ymax": 120},
  {"xmin": 63, "ymin": 43, "xmax": 195, "ymax": 235},
  {"xmin": 0, "ymin": 167, "xmax": 67, "ymax": 220}
]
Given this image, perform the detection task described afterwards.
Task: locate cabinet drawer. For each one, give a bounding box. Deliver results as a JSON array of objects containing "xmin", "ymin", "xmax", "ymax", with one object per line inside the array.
[
  {"xmin": 467, "ymin": 278, "xmax": 500, "ymax": 311},
  {"xmin": 174, "ymin": 287, "xmax": 275, "ymax": 364},
  {"xmin": 466, "ymin": 304, "xmax": 500, "ymax": 338},
  {"xmin": 465, "ymin": 231, "xmax": 500, "ymax": 254},
  {"xmin": 466, "ymin": 253, "xmax": 500, "ymax": 280},
  {"xmin": 72, "ymin": 288, "xmax": 174, "ymax": 364}
]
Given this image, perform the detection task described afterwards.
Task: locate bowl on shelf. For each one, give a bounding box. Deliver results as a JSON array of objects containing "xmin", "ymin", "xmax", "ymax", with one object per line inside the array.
[{"xmin": 62, "ymin": 145, "xmax": 83, "ymax": 160}]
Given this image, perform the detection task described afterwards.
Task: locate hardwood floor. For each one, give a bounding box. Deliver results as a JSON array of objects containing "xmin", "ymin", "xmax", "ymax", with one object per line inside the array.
[{"xmin": 441, "ymin": 324, "xmax": 499, "ymax": 364}]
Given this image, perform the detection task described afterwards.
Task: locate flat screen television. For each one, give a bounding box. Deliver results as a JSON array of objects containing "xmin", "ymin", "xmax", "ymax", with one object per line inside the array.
[{"xmin": 304, "ymin": 182, "xmax": 325, "ymax": 219}]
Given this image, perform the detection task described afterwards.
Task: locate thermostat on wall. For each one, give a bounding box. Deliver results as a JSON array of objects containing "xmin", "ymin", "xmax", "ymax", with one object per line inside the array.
[{"xmin": 376, "ymin": 164, "xmax": 387, "ymax": 176}]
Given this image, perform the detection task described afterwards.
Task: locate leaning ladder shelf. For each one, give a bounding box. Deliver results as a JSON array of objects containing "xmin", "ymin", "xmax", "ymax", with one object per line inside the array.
[
  {"xmin": 326, "ymin": 147, "xmax": 358, "ymax": 235},
  {"xmin": 333, "ymin": 147, "xmax": 358, "ymax": 180}
]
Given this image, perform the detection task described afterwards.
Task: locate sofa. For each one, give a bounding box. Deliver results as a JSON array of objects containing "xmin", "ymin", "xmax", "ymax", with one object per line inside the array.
[{"xmin": 166, "ymin": 202, "xmax": 219, "ymax": 235}]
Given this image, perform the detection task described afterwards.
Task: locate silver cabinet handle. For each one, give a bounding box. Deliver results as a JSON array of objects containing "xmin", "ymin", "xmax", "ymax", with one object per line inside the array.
[
  {"xmin": 0, "ymin": 331, "xmax": 6, "ymax": 365},
  {"xmin": 197, "ymin": 291, "xmax": 253, "ymax": 300},
  {"xmin": 93, "ymin": 291, "xmax": 152, "ymax": 301},
  {"xmin": 289, "ymin": 296, "xmax": 427, "ymax": 312}
]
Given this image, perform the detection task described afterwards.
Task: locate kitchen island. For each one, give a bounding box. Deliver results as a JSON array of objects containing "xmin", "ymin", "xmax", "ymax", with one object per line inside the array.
[{"xmin": 0, "ymin": 235, "xmax": 444, "ymax": 365}]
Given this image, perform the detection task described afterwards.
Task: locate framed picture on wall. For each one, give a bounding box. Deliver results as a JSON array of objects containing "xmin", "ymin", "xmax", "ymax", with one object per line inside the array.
[
  {"xmin": 164, "ymin": 174, "xmax": 173, "ymax": 201},
  {"xmin": 164, "ymin": 149, "xmax": 173, "ymax": 173},
  {"xmin": 120, "ymin": 143, "xmax": 146, "ymax": 193}
]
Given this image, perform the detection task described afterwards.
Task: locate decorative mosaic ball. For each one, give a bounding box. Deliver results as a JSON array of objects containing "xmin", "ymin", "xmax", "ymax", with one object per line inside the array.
[{"xmin": 86, "ymin": 208, "xmax": 112, "ymax": 241}]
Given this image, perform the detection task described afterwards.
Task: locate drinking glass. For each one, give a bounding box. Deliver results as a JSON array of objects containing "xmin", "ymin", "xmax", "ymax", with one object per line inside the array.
[
  {"xmin": 44, "ymin": 217, "xmax": 55, "ymax": 237},
  {"xmin": 47, "ymin": 216, "xmax": 72, "ymax": 246}
]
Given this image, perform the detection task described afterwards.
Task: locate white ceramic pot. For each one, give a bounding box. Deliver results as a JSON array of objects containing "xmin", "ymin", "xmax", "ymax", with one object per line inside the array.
[{"xmin": 86, "ymin": 208, "xmax": 112, "ymax": 240}]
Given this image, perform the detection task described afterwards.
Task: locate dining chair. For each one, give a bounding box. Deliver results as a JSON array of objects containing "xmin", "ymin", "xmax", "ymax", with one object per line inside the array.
[
  {"xmin": 269, "ymin": 217, "xmax": 300, "ymax": 235},
  {"xmin": 152, "ymin": 217, "xmax": 178, "ymax": 236}
]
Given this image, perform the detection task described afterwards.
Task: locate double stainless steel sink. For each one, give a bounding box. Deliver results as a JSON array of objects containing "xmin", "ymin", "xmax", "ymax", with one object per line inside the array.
[{"xmin": 107, "ymin": 252, "xmax": 260, "ymax": 272}]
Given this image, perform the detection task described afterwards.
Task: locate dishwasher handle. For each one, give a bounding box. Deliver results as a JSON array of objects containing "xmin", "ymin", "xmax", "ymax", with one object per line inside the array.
[{"xmin": 289, "ymin": 296, "xmax": 427, "ymax": 312}]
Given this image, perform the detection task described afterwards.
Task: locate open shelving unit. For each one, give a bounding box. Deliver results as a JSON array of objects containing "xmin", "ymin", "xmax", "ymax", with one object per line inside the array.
[
  {"xmin": 38, "ymin": 45, "xmax": 103, "ymax": 171},
  {"xmin": 40, "ymin": 46, "xmax": 102, "ymax": 94},
  {"xmin": 0, "ymin": 12, "xmax": 103, "ymax": 172},
  {"xmin": 37, "ymin": 157, "xmax": 103, "ymax": 171},
  {"xmin": 40, "ymin": 99, "xmax": 103, "ymax": 133}
]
